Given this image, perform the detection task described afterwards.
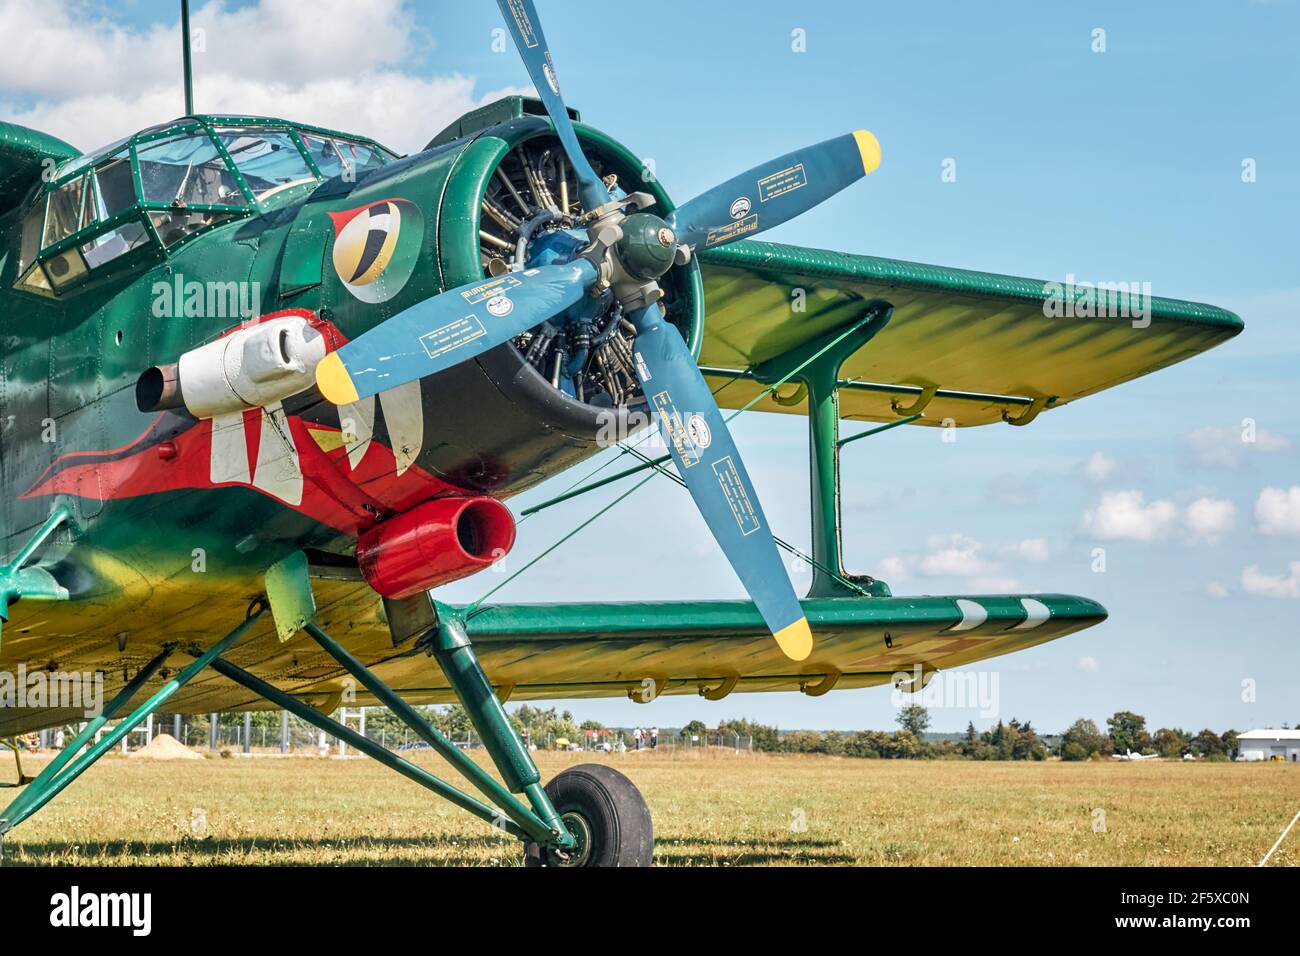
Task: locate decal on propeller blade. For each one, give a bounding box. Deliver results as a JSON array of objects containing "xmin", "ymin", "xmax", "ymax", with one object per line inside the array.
[
  {"xmin": 712, "ymin": 456, "xmax": 762, "ymax": 536},
  {"xmin": 729, "ymin": 197, "xmax": 751, "ymax": 220},
  {"xmin": 686, "ymin": 414, "xmax": 712, "ymax": 450},
  {"xmin": 420, "ymin": 316, "xmax": 488, "ymax": 360},
  {"xmin": 329, "ymin": 199, "xmax": 424, "ymax": 304},
  {"xmin": 485, "ymin": 294, "xmax": 514, "ymax": 317},
  {"xmin": 757, "ymin": 163, "xmax": 808, "ymax": 202},
  {"xmin": 705, "ymin": 214, "xmax": 759, "ymax": 247},
  {"xmin": 651, "ymin": 390, "xmax": 702, "ymax": 469},
  {"xmin": 460, "ymin": 275, "xmax": 522, "ymax": 304},
  {"xmin": 504, "ymin": 0, "xmax": 540, "ymax": 48}
]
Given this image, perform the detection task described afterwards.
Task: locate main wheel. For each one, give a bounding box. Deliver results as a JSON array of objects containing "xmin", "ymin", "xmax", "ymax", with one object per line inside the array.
[{"xmin": 523, "ymin": 764, "xmax": 653, "ymax": 867}]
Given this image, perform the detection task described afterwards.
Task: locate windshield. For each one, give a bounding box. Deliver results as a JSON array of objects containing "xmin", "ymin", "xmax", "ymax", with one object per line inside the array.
[
  {"xmin": 301, "ymin": 133, "xmax": 388, "ymax": 180},
  {"xmin": 17, "ymin": 118, "xmax": 396, "ymax": 296},
  {"xmin": 136, "ymin": 134, "xmax": 246, "ymax": 207},
  {"xmin": 215, "ymin": 128, "xmax": 317, "ymax": 199}
]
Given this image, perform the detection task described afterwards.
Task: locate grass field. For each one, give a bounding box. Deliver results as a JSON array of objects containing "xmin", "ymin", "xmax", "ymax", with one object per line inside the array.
[{"xmin": 2, "ymin": 749, "xmax": 1295, "ymax": 866}]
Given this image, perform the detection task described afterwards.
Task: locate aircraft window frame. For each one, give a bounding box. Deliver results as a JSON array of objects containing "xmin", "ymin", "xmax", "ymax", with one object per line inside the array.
[
  {"xmin": 135, "ymin": 132, "xmax": 248, "ymax": 210},
  {"xmin": 17, "ymin": 195, "xmax": 45, "ymax": 275},
  {"xmin": 212, "ymin": 126, "xmax": 319, "ymax": 201},
  {"xmin": 42, "ymin": 175, "xmax": 88, "ymax": 248},
  {"xmin": 92, "ymin": 149, "xmax": 138, "ymax": 221},
  {"xmin": 299, "ymin": 132, "xmax": 390, "ymax": 181},
  {"xmin": 15, "ymin": 117, "xmax": 398, "ymax": 298}
]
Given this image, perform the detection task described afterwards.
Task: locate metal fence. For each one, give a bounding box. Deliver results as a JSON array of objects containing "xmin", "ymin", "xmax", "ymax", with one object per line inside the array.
[{"xmin": 33, "ymin": 713, "xmax": 755, "ymax": 757}]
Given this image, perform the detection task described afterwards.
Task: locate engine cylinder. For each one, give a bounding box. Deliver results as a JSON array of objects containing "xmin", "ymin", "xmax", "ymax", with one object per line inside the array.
[{"xmin": 356, "ymin": 496, "xmax": 516, "ymax": 599}]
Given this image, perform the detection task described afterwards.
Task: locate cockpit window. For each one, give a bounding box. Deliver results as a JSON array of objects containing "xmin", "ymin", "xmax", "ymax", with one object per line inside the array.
[
  {"xmin": 16, "ymin": 117, "xmax": 395, "ymax": 297},
  {"xmin": 18, "ymin": 199, "xmax": 43, "ymax": 274},
  {"xmin": 92, "ymin": 150, "xmax": 136, "ymax": 219},
  {"xmin": 215, "ymin": 128, "xmax": 316, "ymax": 199},
  {"xmin": 301, "ymin": 133, "xmax": 387, "ymax": 181},
  {"xmin": 52, "ymin": 134, "xmax": 131, "ymax": 181},
  {"xmin": 81, "ymin": 221, "xmax": 152, "ymax": 268},
  {"xmin": 136, "ymin": 134, "xmax": 246, "ymax": 207},
  {"xmin": 43, "ymin": 176, "xmax": 86, "ymax": 247}
]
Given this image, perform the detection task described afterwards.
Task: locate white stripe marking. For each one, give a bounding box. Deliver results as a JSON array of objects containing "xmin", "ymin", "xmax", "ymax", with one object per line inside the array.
[
  {"xmin": 209, "ymin": 411, "xmax": 251, "ymax": 485},
  {"xmin": 378, "ymin": 380, "xmax": 424, "ymax": 476},
  {"xmin": 340, "ymin": 395, "xmax": 376, "ymax": 470},
  {"xmin": 251, "ymin": 402, "xmax": 303, "ymax": 506},
  {"xmin": 1013, "ymin": 598, "xmax": 1051, "ymax": 630},
  {"xmin": 948, "ymin": 599, "xmax": 988, "ymax": 632}
]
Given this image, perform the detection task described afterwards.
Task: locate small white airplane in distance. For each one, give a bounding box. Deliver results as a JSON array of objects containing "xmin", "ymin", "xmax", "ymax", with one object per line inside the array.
[{"xmin": 1110, "ymin": 749, "xmax": 1161, "ymax": 761}]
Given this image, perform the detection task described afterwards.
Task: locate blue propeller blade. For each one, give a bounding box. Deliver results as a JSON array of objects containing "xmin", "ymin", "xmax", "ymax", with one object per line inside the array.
[
  {"xmin": 316, "ymin": 259, "xmax": 599, "ymax": 405},
  {"xmin": 495, "ymin": 0, "xmax": 610, "ymax": 211},
  {"xmin": 668, "ymin": 131, "xmax": 881, "ymax": 251},
  {"xmin": 625, "ymin": 303, "xmax": 813, "ymax": 661}
]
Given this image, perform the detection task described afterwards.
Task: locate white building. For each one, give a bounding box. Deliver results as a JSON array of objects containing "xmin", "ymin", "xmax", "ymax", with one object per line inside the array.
[{"xmin": 1236, "ymin": 729, "xmax": 1300, "ymax": 762}]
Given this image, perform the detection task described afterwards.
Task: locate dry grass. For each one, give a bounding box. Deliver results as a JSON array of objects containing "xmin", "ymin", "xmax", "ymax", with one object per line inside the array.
[{"xmin": 2, "ymin": 748, "xmax": 1295, "ymax": 866}]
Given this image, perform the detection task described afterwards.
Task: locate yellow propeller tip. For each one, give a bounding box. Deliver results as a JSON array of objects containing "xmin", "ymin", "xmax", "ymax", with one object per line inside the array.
[
  {"xmin": 316, "ymin": 352, "xmax": 360, "ymax": 405},
  {"xmin": 853, "ymin": 129, "xmax": 882, "ymax": 175},
  {"xmin": 774, "ymin": 618, "xmax": 814, "ymax": 661}
]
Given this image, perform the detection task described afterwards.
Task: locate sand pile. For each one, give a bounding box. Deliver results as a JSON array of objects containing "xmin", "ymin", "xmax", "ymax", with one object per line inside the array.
[{"xmin": 128, "ymin": 733, "xmax": 202, "ymax": 760}]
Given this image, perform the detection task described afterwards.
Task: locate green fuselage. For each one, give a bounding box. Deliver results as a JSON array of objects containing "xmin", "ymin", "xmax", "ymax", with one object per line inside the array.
[{"xmin": 0, "ymin": 105, "xmax": 698, "ymax": 635}]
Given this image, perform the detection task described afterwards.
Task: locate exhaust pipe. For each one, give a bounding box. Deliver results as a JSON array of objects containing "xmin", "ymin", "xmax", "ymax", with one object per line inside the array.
[
  {"xmin": 357, "ymin": 497, "xmax": 516, "ymax": 599},
  {"xmin": 136, "ymin": 315, "xmax": 327, "ymax": 417}
]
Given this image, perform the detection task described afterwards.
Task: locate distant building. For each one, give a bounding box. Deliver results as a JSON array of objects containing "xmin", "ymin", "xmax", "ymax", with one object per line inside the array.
[{"xmin": 1236, "ymin": 729, "xmax": 1300, "ymax": 762}]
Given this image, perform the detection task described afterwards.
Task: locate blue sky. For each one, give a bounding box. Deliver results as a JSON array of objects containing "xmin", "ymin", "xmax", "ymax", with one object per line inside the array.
[{"xmin": 4, "ymin": 1, "xmax": 1297, "ymax": 734}]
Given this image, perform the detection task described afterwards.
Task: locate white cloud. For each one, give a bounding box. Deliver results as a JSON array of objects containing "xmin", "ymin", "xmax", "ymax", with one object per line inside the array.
[
  {"xmin": 1082, "ymin": 452, "xmax": 1118, "ymax": 482},
  {"xmin": 877, "ymin": 556, "xmax": 908, "ymax": 581},
  {"xmin": 919, "ymin": 534, "xmax": 995, "ymax": 578},
  {"xmin": 1080, "ymin": 490, "xmax": 1179, "ymax": 541},
  {"xmin": 1185, "ymin": 425, "xmax": 1291, "ymax": 469},
  {"xmin": 1240, "ymin": 562, "xmax": 1300, "ymax": 599},
  {"xmin": 1206, "ymin": 581, "xmax": 1230, "ymax": 599},
  {"xmin": 907, "ymin": 534, "xmax": 1046, "ymax": 590},
  {"xmin": 1255, "ymin": 486, "xmax": 1300, "ymax": 536},
  {"xmin": 1185, "ymin": 497, "xmax": 1236, "ymax": 542},
  {"xmin": 0, "ymin": 0, "xmax": 523, "ymax": 154},
  {"xmin": 1076, "ymin": 656, "xmax": 1100, "ymax": 673},
  {"xmin": 1005, "ymin": 538, "xmax": 1050, "ymax": 562}
]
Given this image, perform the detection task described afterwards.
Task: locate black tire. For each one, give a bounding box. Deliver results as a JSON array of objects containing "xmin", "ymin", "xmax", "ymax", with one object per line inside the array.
[{"xmin": 523, "ymin": 764, "xmax": 653, "ymax": 867}]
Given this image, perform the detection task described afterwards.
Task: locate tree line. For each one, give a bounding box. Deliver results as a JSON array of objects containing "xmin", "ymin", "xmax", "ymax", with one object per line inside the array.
[{"xmin": 198, "ymin": 703, "xmax": 1253, "ymax": 761}]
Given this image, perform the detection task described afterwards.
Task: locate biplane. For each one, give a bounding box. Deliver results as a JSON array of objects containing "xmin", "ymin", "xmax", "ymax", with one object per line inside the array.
[{"xmin": 0, "ymin": 0, "xmax": 1241, "ymax": 866}]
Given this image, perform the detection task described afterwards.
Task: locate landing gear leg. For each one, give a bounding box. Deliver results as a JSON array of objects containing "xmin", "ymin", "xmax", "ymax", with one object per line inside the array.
[{"xmin": 424, "ymin": 602, "xmax": 654, "ymax": 866}]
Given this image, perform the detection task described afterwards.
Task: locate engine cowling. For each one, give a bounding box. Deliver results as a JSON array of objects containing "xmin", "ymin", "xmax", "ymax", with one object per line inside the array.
[{"xmin": 356, "ymin": 496, "xmax": 516, "ymax": 599}]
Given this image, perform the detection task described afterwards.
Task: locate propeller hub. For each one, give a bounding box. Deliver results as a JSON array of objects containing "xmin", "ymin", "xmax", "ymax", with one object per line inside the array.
[{"xmin": 614, "ymin": 212, "xmax": 677, "ymax": 281}]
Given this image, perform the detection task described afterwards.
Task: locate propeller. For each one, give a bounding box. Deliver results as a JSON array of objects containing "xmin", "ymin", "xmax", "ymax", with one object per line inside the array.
[
  {"xmin": 668, "ymin": 131, "xmax": 880, "ymax": 252},
  {"xmin": 315, "ymin": 0, "xmax": 883, "ymax": 660},
  {"xmin": 623, "ymin": 302, "xmax": 812, "ymax": 660},
  {"xmin": 316, "ymin": 259, "xmax": 598, "ymax": 404},
  {"xmin": 493, "ymin": 0, "xmax": 609, "ymax": 211}
]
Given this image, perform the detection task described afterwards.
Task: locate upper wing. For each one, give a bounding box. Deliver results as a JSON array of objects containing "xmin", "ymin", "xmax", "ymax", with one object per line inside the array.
[
  {"xmin": 697, "ymin": 240, "xmax": 1243, "ymax": 426},
  {"xmin": 0, "ymin": 122, "xmax": 79, "ymax": 217}
]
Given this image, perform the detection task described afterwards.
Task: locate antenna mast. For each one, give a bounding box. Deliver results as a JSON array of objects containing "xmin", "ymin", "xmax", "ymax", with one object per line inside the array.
[{"xmin": 181, "ymin": 0, "xmax": 194, "ymax": 115}]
